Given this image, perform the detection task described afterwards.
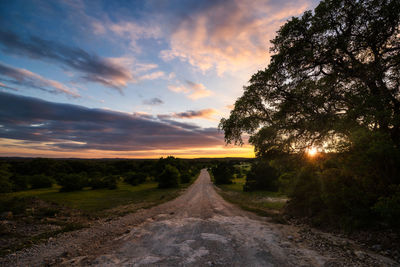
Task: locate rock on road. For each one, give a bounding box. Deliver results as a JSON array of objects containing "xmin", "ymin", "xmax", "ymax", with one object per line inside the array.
[{"xmin": 1, "ymin": 169, "xmax": 398, "ymax": 266}]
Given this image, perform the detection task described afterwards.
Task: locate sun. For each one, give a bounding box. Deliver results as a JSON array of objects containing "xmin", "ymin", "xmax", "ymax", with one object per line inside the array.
[{"xmin": 307, "ymin": 147, "xmax": 318, "ymax": 157}]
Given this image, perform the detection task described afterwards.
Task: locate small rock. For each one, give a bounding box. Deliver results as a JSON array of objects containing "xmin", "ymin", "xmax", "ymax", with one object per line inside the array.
[
  {"xmin": 354, "ymin": 250, "xmax": 366, "ymax": 260},
  {"xmin": 0, "ymin": 211, "xmax": 13, "ymax": 220},
  {"xmin": 287, "ymin": 235, "xmax": 294, "ymax": 240},
  {"xmin": 372, "ymin": 244, "xmax": 382, "ymax": 251},
  {"xmin": 341, "ymin": 240, "xmax": 349, "ymax": 246}
]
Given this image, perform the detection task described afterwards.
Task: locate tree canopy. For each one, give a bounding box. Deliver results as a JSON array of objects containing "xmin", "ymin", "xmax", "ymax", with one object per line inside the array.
[{"xmin": 220, "ymin": 0, "xmax": 400, "ymax": 157}]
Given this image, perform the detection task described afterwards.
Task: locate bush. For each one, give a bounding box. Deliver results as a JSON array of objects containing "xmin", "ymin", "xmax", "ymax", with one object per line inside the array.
[
  {"xmin": 0, "ymin": 164, "xmax": 12, "ymax": 193},
  {"xmin": 29, "ymin": 174, "xmax": 53, "ymax": 189},
  {"xmin": 244, "ymin": 161, "xmax": 279, "ymax": 191},
  {"xmin": 58, "ymin": 173, "xmax": 86, "ymax": 192},
  {"xmin": 158, "ymin": 165, "xmax": 180, "ymax": 188},
  {"xmin": 180, "ymin": 172, "xmax": 192, "ymax": 184},
  {"xmin": 125, "ymin": 172, "xmax": 147, "ymax": 186},
  {"xmin": 373, "ymin": 185, "xmax": 400, "ymax": 227},
  {"xmin": 286, "ymin": 165, "xmax": 323, "ymax": 218},
  {"xmin": 212, "ymin": 162, "xmax": 233, "ymax": 185},
  {"xmin": 90, "ymin": 175, "xmax": 118, "ymax": 190},
  {"xmin": 11, "ymin": 175, "xmax": 29, "ymax": 191},
  {"xmin": 278, "ymin": 171, "xmax": 296, "ymax": 194}
]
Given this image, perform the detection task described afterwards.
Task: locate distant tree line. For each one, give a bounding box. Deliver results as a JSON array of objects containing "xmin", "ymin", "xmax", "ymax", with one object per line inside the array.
[{"xmin": 0, "ymin": 157, "xmax": 206, "ymax": 193}]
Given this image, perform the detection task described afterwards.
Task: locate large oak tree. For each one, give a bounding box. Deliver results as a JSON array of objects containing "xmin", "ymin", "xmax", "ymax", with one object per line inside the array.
[{"xmin": 220, "ymin": 0, "xmax": 400, "ymax": 157}]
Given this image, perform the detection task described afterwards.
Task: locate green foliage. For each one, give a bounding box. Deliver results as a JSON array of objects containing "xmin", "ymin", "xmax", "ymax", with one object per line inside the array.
[
  {"xmin": 10, "ymin": 175, "xmax": 29, "ymax": 191},
  {"xmin": 287, "ymin": 165, "xmax": 323, "ymax": 218},
  {"xmin": 90, "ymin": 175, "xmax": 118, "ymax": 190},
  {"xmin": 244, "ymin": 160, "xmax": 278, "ymax": 192},
  {"xmin": 373, "ymin": 186, "xmax": 400, "ymax": 227},
  {"xmin": 0, "ymin": 164, "xmax": 12, "ymax": 193},
  {"xmin": 124, "ymin": 172, "xmax": 147, "ymax": 186},
  {"xmin": 284, "ymin": 134, "xmax": 400, "ymax": 230},
  {"xmin": 29, "ymin": 175, "xmax": 53, "ymax": 189},
  {"xmin": 211, "ymin": 162, "xmax": 234, "ymax": 185},
  {"xmin": 58, "ymin": 173, "xmax": 87, "ymax": 192},
  {"xmin": 158, "ymin": 164, "xmax": 180, "ymax": 188},
  {"xmin": 277, "ymin": 171, "xmax": 296, "ymax": 195},
  {"xmin": 180, "ymin": 172, "xmax": 192, "ymax": 184}
]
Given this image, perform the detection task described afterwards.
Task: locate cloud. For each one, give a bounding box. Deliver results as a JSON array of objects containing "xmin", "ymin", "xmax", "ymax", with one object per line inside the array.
[
  {"xmin": 173, "ymin": 108, "xmax": 217, "ymax": 120},
  {"xmin": 0, "ymin": 91, "xmax": 224, "ymax": 151},
  {"xmin": 109, "ymin": 21, "xmax": 161, "ymax": 52},
  {"xmin": 143, "ymin": 97, "xmax": 164, "ymax": 105},
  {"xmin": 160, "ymin": 0, "xmax": 311, "ymax": 75},
  {"xmin": 0, "ymin": 62, "xmax": 80, "ymax": 97},
  {"xmin": 139, "ymin": 71, "xmax": 166, "ymax": 81},
  {"xmin": 135, "ymin": 63, "xmax": 159, "ymax": 73},
  {"xmin": 107, "ymin": 57, "xmax": 165, "ymax": 81},
  {"xmin": 0, "ymin": 81, "xmax": 18, "ymax": 91},
  {"xmin": 92, "ymin": 21, "xmax": 107, "ymax": 35},
  {"xmin": 168, "ymin": 80, "xmax": 212, "ymax": 100},
  {"xmin": 0, "ymin": 30, "xmax": 134, "ymax": 92}
]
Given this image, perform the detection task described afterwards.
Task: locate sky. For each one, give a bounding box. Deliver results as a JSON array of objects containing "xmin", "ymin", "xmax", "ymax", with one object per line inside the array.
[{"xmin": 0, "ymin": 0, "xmax": 319, "ymax": 159}]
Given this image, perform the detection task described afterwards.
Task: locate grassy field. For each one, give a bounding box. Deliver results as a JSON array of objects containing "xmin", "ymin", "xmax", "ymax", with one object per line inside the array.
[
  {"xmin": 217, "ymin": 177, "xmax": 288, "ymax": 220},
  {"xmin": 2, "ymin": 181, "xmax": 192, "ymax": 215},
  {"xmin": 0, "ymin": 178, "xmax": 195, "ymax": 256}
]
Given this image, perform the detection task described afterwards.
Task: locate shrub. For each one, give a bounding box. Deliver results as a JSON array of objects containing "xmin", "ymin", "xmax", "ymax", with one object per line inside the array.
[
  {"xmin": 212, "ymin": 162, "xmax": 233, "ymax": 185},
  {"xmin": 58, "ymin": 173, "xmax": 86, "ymax": 192},
  {"xmin": 0, "ymin": 164, "xmax": 12, "ymax": 193},
  {"xmin": 180, "ymin": 172, "xmax": 191, "ymax": 184},
  {"xmin": 278, "ymin": 171, "xmax": 296, "ymax": 194},
  {"xmin": 125, "ymin": 172, "xmax": 147, "ymax": 186},
  {"xmin": 10, "ymin": 175, "xmax": 29, "ymax": 191},
  {"xmin": 244, "ymin": 161, "xmax": 279, "ymax": 192},
  {"xmin": 29, "ymin": 174, "xmax": 53, "ymax": 189},
  {"xmin": 286, "ymin": 165, "xmax": 323, "ymax": 218},
  {"xmin": 373, "ymin": 185, "xmax": 400, "ymax": 227},
  {"xmin": 158, "ymin": 165, "xmax": 180, "ymax": 188},
  {"xmin": 90, "ymin": 175, "xmax": 118, "ymax": 190}
]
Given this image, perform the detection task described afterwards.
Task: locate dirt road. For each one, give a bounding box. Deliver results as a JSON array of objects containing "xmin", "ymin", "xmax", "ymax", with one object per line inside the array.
[{"xmin": 1, "ymin": 169, "xmax": 397, "ymax": 266}]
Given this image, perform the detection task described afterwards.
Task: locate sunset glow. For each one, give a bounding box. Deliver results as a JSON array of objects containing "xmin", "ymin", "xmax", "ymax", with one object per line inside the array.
[
  {"xmin": 0, "ymin": 0, "xmax": 319, "ymax": 158},
  {"xmin": 307, "ymin": 147, "xmax": 318, "ymax": 157}
]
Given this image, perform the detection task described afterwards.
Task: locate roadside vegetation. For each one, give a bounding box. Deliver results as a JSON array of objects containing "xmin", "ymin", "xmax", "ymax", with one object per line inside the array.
[
  {"xmin": 211, "ymin": 162, "xmax": 287, "ymax": 220},
  {"xmin": 219, "ymin": 0, "xmax": 400, "ymax": 232},
  {"xmin": 0, "ymin": 156, "xmax": 205, "ymax": 256},
  {"xmin": 216, "ymin": 0, "xmax": 400, "ymax": 261}
]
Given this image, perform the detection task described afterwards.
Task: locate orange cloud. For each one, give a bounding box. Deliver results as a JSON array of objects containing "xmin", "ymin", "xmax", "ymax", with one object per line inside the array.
[
  {"xmin": 0, "ymin": 138, "xmax": 254, "ymax": 159},
  {"xmin": 168, "ymin": 80, "xmax": 212, "ymax": 100},
  {"xmin": 172, "ymin": 108, "xmax": 218, "ymax": 121},
  {"xmin": 160, "ymin": 0, "xmax": 311, "ymax": 75},
  {"xmin": 0, "ymin": 62, "xmax": 80, "ymax": 97}
]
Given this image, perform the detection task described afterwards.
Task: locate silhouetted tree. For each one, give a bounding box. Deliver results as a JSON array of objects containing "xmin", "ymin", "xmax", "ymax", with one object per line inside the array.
[
  {"xmin": 220, "ymin": 0, "xmax": 400, "ymax": 157},
  {"xmin": 158, "ymin": 164, "xmax": 180, "ymax": 188}
]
